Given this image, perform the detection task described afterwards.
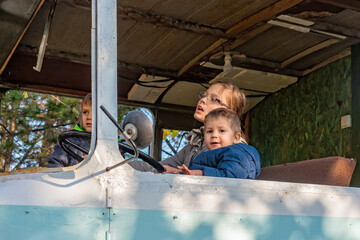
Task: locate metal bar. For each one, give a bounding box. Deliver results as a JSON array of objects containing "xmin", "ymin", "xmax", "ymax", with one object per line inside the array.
[
  {"xmin": 33, "ymin": 0, "xmax": 57, "ymax": 72},
  {"xmin": 94, "ymin": 0, "xmax": 118, "ymax": 142},
  {"xmin": 100, "ymin": 105, "xmax": 139, "ymax": 172}
]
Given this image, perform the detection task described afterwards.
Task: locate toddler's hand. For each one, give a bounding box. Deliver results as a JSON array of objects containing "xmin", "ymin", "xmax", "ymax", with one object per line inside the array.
[
  {"xmin": 163, "ymin": 165, "xmax": 182, "ymax": 174},
  {"xmin": 177, "ymin": 164, "xmax": 192, "ymax": 175},
  {"xmin": 177, "ymin": 164, "xmax": 203, "ymax": 176}
]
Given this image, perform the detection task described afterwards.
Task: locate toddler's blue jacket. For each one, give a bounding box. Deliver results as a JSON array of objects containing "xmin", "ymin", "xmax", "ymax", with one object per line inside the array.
[{"xmin": 189, "ymin": 143, "xmax": 261, "ymax": 179}]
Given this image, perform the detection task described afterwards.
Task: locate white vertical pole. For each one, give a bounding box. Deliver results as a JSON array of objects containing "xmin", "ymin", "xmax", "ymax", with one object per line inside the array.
[{"xmin": 92, "ymin": 0, "xmax": 118, "ymax": 143}]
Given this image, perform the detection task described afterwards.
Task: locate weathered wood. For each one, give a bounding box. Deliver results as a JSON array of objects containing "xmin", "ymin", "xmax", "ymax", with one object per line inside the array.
[
  {"xmin": 117, "ymin": 6, "xmax": 231, "ymax": 39},
  {"xmin": 117, "ymin": 60, "xmax": 179, "ymax": 78},
  {"xmin": 178, "ymin": 39, "xmax": 227, "ymax": 76},
  {"xmin": 313, "ymin": 22, "xmax": 360, "ymax": 39},
  {"xmin": 0, "ymin": 0, "xmax": 45, "ymax": 75},
  {"xmin": 244, "ymin": 56, "xmax": 282, "ymax": 70},
  {"xmin": 57, "ymin": 1, "xmax": 231, "ymax": 39},
  {"xmin": 280, "ymin": 39, "xmax": 339, "ymax": 68},
  {"xmin": 153, "ymin": 114, "xmax": 163, "ymax": 161},
  {"xmin": 314, "ymin": 0, "xmax": 360, "ymax": 11},
  {"xmin": 0, "ymin": 81, "xmax": 88, "ymax": 98},
  {"xmin": 226, "ymin": 0, "xmax": 304, "ymax": 36},
  {"xmin": 351, "ymin": 43, "xmax": 360, "ymax": 187},
  {"xmin": 229, "ymin": 24, "xmax": 272, "ymax": 49},
  {"xmin": 293, "ymin": 38, "xmax": 360, "ymax": 70},
  {"xmin": 179, "ymin": 0, "xmax": 305, "ymax": 76},
  {"xmin": 302, "ymin": 49, "xmax": 351, "ymax": 75},
  {"xmin": 230, "ymin": 60, "xmax": 303, "ymax": 77},
  {"xmin": 57, "ymin": 0, "xmax": 90, "ymax": 9},
  {"xmin": 2, "ymin": 52, "xmax": 91, "ymax": 96}
]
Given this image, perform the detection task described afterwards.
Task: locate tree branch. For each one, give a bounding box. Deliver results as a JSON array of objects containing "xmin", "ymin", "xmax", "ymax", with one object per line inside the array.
[
  {"xmin": 165, "ymin": 138, "xmax": 177, "ymax": 154},
  {"xmin": 30, "ymin": 123, "xmax": 72, "ymax": 132},
  {"xmin": 161, "ymin": 149, "xmax": 173, "ymax": 157},
  {"xmin": 0, "ymin": 123, "xmax": 10, "ymax": 135},
  {"xmin": 12, "ymin": 136, "xmax": 41, "ymax": 170}
]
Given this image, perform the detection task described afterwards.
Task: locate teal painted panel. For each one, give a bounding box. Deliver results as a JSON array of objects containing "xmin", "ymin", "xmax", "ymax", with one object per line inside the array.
[
  {"xmin": 110, "ymin": 208, "xmax": 360, "ymax": 240},
  {"xmin": 0, "ymin": 205, "xmax": 108, "ymax": 240},
  {"xmin": 1, "ymin": 205, "xmax": 360, "ymax": 239}
]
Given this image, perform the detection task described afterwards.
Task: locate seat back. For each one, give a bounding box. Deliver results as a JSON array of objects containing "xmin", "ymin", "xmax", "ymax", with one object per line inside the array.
[{"xmin": 257, "ymin": 156, "xmax": 357, "ymax": 186}]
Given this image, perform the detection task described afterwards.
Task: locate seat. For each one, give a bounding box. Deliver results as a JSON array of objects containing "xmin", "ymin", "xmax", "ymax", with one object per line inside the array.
[{"xmin": 256, "ymin": 156, "xmax": 357, "ymax": 186}]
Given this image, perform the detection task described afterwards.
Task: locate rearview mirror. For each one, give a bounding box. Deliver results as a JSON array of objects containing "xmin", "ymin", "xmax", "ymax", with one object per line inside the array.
[{"xmin": 122, "ymin": 110, "xmax": 153, "ymax": 149}]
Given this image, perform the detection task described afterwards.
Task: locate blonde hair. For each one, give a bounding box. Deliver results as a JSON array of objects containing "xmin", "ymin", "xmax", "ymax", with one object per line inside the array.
[
  {"xmin": 79, "ymin": 93, "xmax": 92, "ymax": 129},
  {"xmin": 211, "ymin": 81, "xmax": 246, "ymax": 119}
]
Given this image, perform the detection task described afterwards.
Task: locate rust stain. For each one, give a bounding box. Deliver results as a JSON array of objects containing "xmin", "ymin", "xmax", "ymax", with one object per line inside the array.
[{"xmin": 0, "ymin": 167, "xmax": 63, "ymax": 176}]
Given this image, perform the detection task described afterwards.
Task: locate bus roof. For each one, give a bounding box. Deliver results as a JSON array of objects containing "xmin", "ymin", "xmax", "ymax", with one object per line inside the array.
[{"xmin": 1, "ymin": 0, "xmax": 359, "ymax": 129}]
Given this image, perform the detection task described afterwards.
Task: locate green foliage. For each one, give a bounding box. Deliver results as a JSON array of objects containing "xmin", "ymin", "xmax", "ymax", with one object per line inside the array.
[
  {"xmin": 118, "ymin": 105, "xmax": 137, "ymax": 123},
  {"xmin": 0, "ymin": 90, "xmax": 138, "ymax": 172},
  {"xmin": 162, "ymin": 129, "xmax": 179, "ymax": 140},
  {"xmin": 0, "ymin": 91, "xmax": 78, "ymax": 171},
  {"xmin": 250, "ymin": 57, "xmax": 352, "ymax": 167}
]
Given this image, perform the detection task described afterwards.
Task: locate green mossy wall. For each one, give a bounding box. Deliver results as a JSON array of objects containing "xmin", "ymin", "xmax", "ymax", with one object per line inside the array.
[{"xmin": 250, "ymin": 57, "xmax": 352, "ymax": 167}]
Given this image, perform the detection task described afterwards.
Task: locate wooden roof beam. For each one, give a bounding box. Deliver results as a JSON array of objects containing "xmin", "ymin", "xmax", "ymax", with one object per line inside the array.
[
  {"xmin": 117, "ymin": 60, "xmax": 179, "ymax": 79},
  {"xmin": 226, "ymin": 0, "xmax": 304, "ymax": 36},
  {"xmin": 302, "ymin": 49, "xmax": 351, "ymax": 75},
  {"xmin": 314, "ymin": 0, "xmax": 360, "ymax": 11},
  {"xmin": 117, "ymin": 6, "xmax": 232, "ymax": 39},
  {"xmin": 242, "ymin": 57, "xmax": 303, "ymax": 76},
  {"xmin": 178, "ymin": 39, "xmax": 227, "ymax": 76},
  {"xmin": 0, "ymin": 0, "xmax": 45, "ymax": 75},
  {"xmin": 293, "ymin": 37, "xmax": 360, "ymax": 70},
  {"xmin": 280, "ymin": 38, "xmax": 339, "ymax": 68},
  {"xmin": 228, "ymin": 23, "xmax": 272, "ymax": 50},
  {"xmin": 313, "ymin": 22, "xmax": 360, "ymax": 39},
  {"xmin": 57, "ymin": 1, "xmax": 232, "ymax": 39},
  {"xmin": 16, "ymin": 46, "xmax": 183, "ymax": 79},
  {"xmin": 178, "ymin": 0, "xmax": 304, "ymax": 76}
]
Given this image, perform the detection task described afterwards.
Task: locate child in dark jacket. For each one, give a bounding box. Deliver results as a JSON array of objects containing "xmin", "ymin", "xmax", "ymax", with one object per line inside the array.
[
  {"xmin": 178, "ymin": 108, "xmax": 261, "ymax": 179},
  {"xmin": 47, "ymin": 93, "xmax": 92, "ymax": 167}
]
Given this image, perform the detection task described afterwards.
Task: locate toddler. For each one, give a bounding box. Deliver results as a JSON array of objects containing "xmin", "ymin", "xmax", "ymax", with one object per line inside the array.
[{"xmin": 178, "ymin": 108, "xmax": 261, "ymax": 179}]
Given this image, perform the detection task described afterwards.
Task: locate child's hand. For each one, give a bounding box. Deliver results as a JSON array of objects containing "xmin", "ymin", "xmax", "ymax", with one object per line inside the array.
[
  {"xmin": 163, "ymin": 165, "xmax": 182, "ymax": 174},
  {"xmin": 177, "ymin": 164, "xmax": 191, "ymax": 175},
  {"xmin": 177, "ymin": 164, "xmax": 203, "ymax": 176}
]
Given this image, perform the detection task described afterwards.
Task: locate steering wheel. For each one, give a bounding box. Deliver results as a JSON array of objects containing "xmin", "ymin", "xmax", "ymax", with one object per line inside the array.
[{"xmin": 58, "ymin": 130, "xmax": 165, "ymax": 173}]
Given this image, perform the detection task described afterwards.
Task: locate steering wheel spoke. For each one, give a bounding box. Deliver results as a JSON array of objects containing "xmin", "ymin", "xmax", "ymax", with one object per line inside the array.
[{"xmin": 58, "ymin": 131, "xmax": 165, "ymax": 173}]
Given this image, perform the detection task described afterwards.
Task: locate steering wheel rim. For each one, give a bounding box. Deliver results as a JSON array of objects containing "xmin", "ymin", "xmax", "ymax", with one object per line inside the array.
[
  {"xmin": 58, "ymin": 130, "xmax": 165, "ymax": 173},
  {"xmin": 118, "ymin": 142, "xmax": 165, "ymax": 173},
  {"xmin": 58, "ymin": 130, "xmax": 91, "ymax": 162}
]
